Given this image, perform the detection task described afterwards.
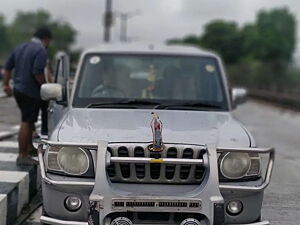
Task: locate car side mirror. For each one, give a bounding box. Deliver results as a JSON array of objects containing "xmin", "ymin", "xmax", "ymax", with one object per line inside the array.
[
  {"xmin": 41, "ymin": 83, "xmax": 63, "ymax": 101},
  {"xmin": 232, "ymin": 87, "xmax": 248, "ymax": 108}
]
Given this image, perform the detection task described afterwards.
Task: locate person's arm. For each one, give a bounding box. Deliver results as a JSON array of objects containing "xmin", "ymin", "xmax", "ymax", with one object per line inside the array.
[
  {"xmin": 34, "ymin": 74, "xmax": 46, "ymax": 85},
  {"xmin": 33, "ymin": 49, "xmax": 48, "ymax": 85},
  {"xmin": 2, "ymin": 52, "xmax": 15, "ymax": 96},
  {"xmin": 45, "ymin": 61, "xmax": 53, "ymax": 83},
  {"xmin": 3, "ymin": 70, "xmax": 12, "ymax": 96}
]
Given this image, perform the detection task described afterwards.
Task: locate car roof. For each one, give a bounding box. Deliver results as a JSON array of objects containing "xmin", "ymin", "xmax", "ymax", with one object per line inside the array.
[{"xmin": 83, "ymin": 43, "xmax": 217, "ymax": 57}]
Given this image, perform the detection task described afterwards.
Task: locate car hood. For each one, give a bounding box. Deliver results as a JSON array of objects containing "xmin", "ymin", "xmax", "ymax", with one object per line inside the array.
[{"xmin": 56, "ymin": 108, "xmax": 251, "ymax": 148}]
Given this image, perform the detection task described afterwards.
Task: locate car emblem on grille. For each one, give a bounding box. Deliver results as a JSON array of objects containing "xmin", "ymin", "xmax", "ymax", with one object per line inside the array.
[{"xmin": 148, "ymin": 112, "xmax": 165, "ymax": 152}]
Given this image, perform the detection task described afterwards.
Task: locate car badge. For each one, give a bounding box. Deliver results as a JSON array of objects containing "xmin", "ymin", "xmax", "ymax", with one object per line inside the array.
[{"xmin": 148, "ymin": 112, "xmax": 165, "ymax": 152}]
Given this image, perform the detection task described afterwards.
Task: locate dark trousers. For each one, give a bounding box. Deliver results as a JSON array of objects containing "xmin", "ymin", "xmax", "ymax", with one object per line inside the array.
[{"xmin": 40, "ymin": 100, "xmax": 49, "ymax": 135}]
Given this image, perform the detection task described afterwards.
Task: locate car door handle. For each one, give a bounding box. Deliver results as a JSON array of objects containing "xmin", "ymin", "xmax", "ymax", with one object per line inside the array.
[{"xmin": 48, "ymin": 108, "xmax": 54, "ymax": 113}]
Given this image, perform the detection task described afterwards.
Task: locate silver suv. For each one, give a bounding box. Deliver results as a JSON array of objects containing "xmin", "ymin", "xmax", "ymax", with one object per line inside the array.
[{"xmin": 38, "ymin": 44, "xmax": 274, "ymax": 225}]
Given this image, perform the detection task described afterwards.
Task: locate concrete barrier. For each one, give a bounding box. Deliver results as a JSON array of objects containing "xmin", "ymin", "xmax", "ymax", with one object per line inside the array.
[
  {"xmin": 0, "ymin": 147, "xmax": 38, "ymax": 225},
  {"xmin": 250, "ymin": 89, "xmax": 300, "ymax": 110}
]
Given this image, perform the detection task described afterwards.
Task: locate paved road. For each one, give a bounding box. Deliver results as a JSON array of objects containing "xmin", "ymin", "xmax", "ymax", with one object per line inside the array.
[
  {"xmin": 0, "ymin": 96, "xmax": 20, "ymax": 131},
  {"xmin": 233, "ymin": 100, "xmax": 300, "ymax": 225},
  {"xmin": 0, "ymin": 97, "xmax": 38, "ymax": 225}
]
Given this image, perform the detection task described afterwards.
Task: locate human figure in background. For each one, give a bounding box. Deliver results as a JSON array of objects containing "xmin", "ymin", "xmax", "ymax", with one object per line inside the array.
[
  {"xmin": 32, "ymin": 61, "xmax": 53, "ymax": 139},
  {"xmin": 2, "ymin": 27, "xmax": 52, "ymax": 166},
  {"xmin": 41, "ymin": 61, "xmax": 53, "ymax": 136}
]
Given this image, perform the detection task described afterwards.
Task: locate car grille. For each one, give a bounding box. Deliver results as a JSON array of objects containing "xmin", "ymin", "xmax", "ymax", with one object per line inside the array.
[
  {"xmin": 106, "ymin": 143, "xmax": 207, "ymax": 184},
  {"xmin": 112, "ymin": 198, "xmax": 202, "ymax": 211}
]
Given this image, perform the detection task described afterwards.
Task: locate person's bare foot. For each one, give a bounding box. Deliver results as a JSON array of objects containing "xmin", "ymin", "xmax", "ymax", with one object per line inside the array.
[{"xmin": 16, "ymin": 156, "xmax": 38, "ymax": 166}]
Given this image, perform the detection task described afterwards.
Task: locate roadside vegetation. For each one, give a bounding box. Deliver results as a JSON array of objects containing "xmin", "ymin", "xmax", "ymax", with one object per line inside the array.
[
  {"xmin": 0, "ymin": 9, "xmax": 78, "ymax": 64},
  {"xmin": 168, "ymin": 8, "xmax": 299, "ymax": 96}
]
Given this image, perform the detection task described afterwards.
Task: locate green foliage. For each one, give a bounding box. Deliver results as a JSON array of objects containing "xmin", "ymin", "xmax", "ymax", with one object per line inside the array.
[
  {"xmin": 47, "ymin": 21, "xmax": 77, "ymax": 58},
  {"xmin": 255, "ymin": 8, "xmax": 296, "ymax": 63},
  {"xmin": 167, "ymin": 35, "xmax": 201, "ymax": 46},
  {"xmin": 167, "ymin": 7, "xmax": 298, "ymax": 92},
  {"xmin": 0, "ymin": 9, "xmax": 77, "ymax": 63},
  {"xmin": 200, "ymin": 20, "xmax": 243, "ymax": 64},
  {"xmin": 7, "ymin": 10, "xmax": 51, "ymax": 48},
  {"xmin": 0, "ymin": 15, "xmax": 9, "ymax": 59},
  {"xmin": 167, "ymin": 7, "xmax": 296, "ymax": 65}
]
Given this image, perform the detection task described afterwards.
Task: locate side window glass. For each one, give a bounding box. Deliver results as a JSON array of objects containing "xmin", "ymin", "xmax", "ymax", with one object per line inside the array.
[{"xmin": 55, "ymin": 59, "xmax": 64, "ymax": 84}]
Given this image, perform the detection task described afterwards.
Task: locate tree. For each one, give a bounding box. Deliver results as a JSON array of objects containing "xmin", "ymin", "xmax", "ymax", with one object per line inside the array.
[
  {"xmin": 168, "ymin": 35, "xmax": 201, "ymax": 47},
  {"xmin": 7, "ymin": 10, "xmax": 51, "ymax": 48},
  {"xmin": 254, "ymin": 8, "xmax": 296, "ymax": 63},
  {"xmin": 6, "ymin": 9, "xmax": 77, "ymax": 59},
  {"xmin": 0, "ymin": 15, "xmax": 9, "ymax": 59},
  {"xmin": 47, "ymin": 21, "xmax": 77, "ymax": 58},
  {"xmin": 240, "ymin": 24, "xmax": 260, "ymax": 60},
  {"xmin": 200, "ymin": 20, "xmax": 243, "ymax": 64}
]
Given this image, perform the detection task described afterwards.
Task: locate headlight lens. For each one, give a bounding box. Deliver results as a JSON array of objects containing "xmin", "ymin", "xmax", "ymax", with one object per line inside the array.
[
  {"xmin": 220, "ymin": 152, "xmax": 251, "ymax": 179},
  {"xmin": 57, "ymin": 147, "xmax": 89, "ymax": 175}
]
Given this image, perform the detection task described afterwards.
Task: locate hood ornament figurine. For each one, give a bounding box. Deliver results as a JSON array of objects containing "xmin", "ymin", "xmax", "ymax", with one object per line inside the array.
[{"xmin": 148, "ymin": 112, "xmax": 165, "ymax": 152}]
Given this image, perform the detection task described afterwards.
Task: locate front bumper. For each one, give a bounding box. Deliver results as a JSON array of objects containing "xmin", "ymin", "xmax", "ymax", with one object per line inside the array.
[
  {"xmin": 38, "ymin": 141, "xmax": 275, "ymax": 225},
  {"xmin": 40, "ymin": 215, "xmax": 270, "ymax": 225}
]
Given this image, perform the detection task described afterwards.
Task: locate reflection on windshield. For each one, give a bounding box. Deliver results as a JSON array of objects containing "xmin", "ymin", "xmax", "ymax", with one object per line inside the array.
[{"xmin": 75, "ymin": 54, "xmax": 227, "ymax": 109}]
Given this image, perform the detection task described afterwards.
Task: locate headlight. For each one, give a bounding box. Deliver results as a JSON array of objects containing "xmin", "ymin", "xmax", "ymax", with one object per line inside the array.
[
  {"xmin": 220, "ymin": 152, "xmax": 251, "ymax": 179},
  {"xmin": 57, "ymin": 147, "xmax": 89, "ymax": 175},
  {"xmin": 46, "ymin": 145, "xmax": 91, "ymax": 176}
]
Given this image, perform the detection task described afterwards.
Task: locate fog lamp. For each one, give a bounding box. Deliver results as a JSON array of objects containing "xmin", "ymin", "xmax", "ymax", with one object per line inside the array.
[
  {"xmin": 65, "ymin": 196, "xmax": 82, "ymax": 212},
  {"xmin": 226, "ymin": 200, "xmax": 243, "ymax": 216}
]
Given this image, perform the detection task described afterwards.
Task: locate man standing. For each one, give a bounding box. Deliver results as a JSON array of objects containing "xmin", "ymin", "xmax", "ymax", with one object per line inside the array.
[{"xmin": 2, "ymin": 27, "xmax": 52, "ymax": 166}]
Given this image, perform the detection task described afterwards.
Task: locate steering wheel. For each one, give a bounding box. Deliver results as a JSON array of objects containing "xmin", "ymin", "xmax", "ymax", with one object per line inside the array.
[{"xmin": 91, "ymin": 85, "xmax": 126, "ymax": 98}]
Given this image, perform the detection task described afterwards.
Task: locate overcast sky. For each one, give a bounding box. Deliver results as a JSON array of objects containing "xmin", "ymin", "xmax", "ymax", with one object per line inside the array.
[{"xmin": 1, "ymin": 0, "xmax": 300, "ymax": 53}]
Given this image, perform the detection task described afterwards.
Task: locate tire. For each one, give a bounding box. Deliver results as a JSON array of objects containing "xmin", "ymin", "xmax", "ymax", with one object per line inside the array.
[{"xmin": 254, "ymin": 215, "xmax": 262, "ymax": 222}]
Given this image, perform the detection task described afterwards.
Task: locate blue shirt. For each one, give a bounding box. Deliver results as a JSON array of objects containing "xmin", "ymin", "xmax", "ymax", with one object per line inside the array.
[{"xmin": 5, "ymin": 39, "xmax": 48, "ymax": 99}]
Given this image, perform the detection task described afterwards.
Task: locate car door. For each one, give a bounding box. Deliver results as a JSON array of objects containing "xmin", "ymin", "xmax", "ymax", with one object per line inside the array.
[{"xmin": 48, "ymin": 52, "xmax": 70, "ymax": 136}]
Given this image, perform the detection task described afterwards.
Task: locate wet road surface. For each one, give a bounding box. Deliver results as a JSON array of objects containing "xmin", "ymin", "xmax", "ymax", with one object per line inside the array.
[{"xmin": 234, "ymin": 100, "xmax": 300, "ymax": 225}]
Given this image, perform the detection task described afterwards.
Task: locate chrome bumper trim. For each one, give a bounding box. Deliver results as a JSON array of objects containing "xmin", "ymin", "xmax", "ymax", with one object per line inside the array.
[
  {"xmin": 40, "ymin": 215, "xmax": 269, "ymax": 225},
  {"xmin": 39, "ymin": 142, "xmax": 274, "ymax": 192},
  {"xmin": 40, "ymin": 216, "xmax": 88, "ymax": 225},
  {"xmin": 227, "ymin": 220, "xmax": 270, "ymax": 225},
  {"xmin": 218, "ymin": 147, "xmax": 275, "ymax": 192},
  {"xmin": 110, "ymin": 156, "xmax": 204, "ymax": 165}
]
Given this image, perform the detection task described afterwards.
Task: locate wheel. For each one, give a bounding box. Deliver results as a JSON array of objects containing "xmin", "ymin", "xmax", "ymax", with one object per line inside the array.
[{"xmin": 254, "ymin": 215, "xmax": 262, "ymax": 222}]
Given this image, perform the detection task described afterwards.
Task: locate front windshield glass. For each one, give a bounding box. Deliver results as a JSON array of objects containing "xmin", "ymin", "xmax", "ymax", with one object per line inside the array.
[{"xmin": 73, "ymin": 54, "xmax": 228, "ymax": 110}]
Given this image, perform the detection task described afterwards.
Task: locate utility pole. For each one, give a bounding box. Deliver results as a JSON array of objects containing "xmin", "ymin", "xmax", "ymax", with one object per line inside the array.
[
  {"xmin": 104, "ymin": 0, "xmax": 113, "ymax": 42},
  {"xmin": 120, "ymin": 13, "xmax": 128, "ymax": 42},
  {"xmin": 118, "ymin": 10, "xmax": 141, "ymax": 42}
]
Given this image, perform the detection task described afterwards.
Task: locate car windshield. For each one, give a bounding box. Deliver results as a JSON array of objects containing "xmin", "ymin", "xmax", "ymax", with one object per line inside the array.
[{"xmin": 73, "ymin": 54, "xmax": 228, "ymax": 110}]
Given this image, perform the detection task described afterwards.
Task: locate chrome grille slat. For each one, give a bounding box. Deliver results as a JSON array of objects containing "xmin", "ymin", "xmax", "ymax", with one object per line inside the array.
[
  {"xmin": 107, "ymin": 143, "xmax": 207, "ymax": 184},
  {"xmin": 118, "ymin": 146, "xmax": 131, "ymax": 178},
  {"xmin": 112, "ymin": 148, "xmax": 123, "ymax": 182},
  {"xmin": 166, "ymin": 148, "xmax": 177, "ymax": 180},
  {"xmin": 134, "ymin": 147, "xmax": 145, "ymax": 179},
  {"xmin": 128, "ymin": 146, "xmax": 137, "ymax": 180},
  {"xmin": 144, "ymin": 149, "xmax": 151, "ymax": 181},
  {"xmin": 188, "ymin": 165, "xmax": 196, "ymax": 181}
]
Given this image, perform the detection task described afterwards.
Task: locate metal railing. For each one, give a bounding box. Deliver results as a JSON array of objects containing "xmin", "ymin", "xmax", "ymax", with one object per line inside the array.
[
  {"xmin": 38, "ymin": 140, "xmax": 275, "ymax": 192},
  {"xmin": 218, "ymin": 147, "xmax": 275, "ymax": 192}
]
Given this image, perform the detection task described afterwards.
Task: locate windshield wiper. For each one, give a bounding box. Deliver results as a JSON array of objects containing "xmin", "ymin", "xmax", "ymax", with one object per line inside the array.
[
  {"xmin": 87, "ymin": 99, "xmax": 161, "ymax": 108},
  {"xmin": 154, "ymin": 102, "xmax": 222, "ymax": 110}
]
